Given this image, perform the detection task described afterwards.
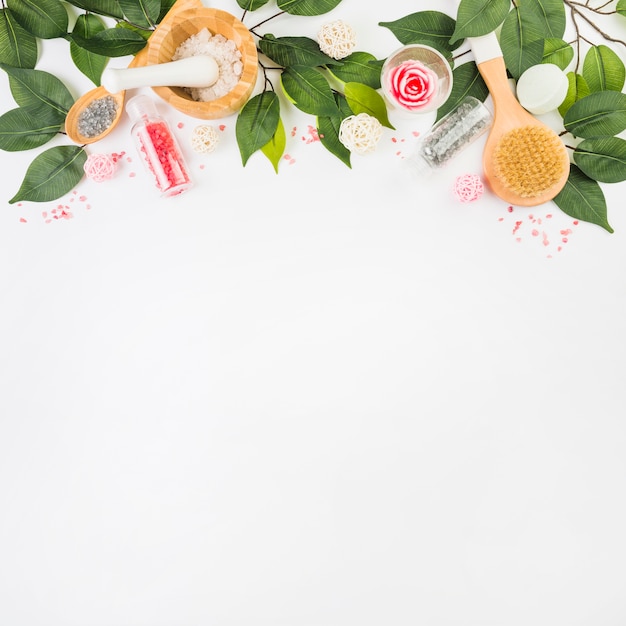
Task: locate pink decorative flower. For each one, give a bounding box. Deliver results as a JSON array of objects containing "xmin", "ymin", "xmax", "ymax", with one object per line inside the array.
[{"xmin": 386, "ymin": 59, "xmax": 438, "ymax": 111}]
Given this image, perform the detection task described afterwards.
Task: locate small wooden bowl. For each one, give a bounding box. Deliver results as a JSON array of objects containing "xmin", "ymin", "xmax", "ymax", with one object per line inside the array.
[{"xmin": 145, "ymin": 8, "xmax": 258, "ymax": 119}]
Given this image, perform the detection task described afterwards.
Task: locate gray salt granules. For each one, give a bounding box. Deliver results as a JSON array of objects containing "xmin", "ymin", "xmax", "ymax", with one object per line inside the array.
[
  {"xmin": 77, "ymin": 95, "xmax": 119, "ymax": 138},
  {"xmin": 420, "ymin": 99, "xmax": 491, "ymax": 167}
]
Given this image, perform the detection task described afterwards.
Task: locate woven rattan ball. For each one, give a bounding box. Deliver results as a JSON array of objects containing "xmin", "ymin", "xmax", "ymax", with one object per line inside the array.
[
  {"xmin": 453, "ymin": 173, "xmax": 484, "ymax": 203},
  {"xmin": 191, "ymin": 124, "xmax": 220, "ymax": 154},
  {"xmin": 317, "ymin": 20, "xmax": 356, "ymax": 60},
  {"xmin": 83, "ymin": 153, "xmax": 117, "ymax": 182},
  {"xmin": 339, "ymin": 113, "xmax": 383, "ymax": 155}
]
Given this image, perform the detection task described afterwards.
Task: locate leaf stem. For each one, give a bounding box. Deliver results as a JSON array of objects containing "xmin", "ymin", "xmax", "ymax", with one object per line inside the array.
[
  {"xmin": 568, "ymin": 0, "xmax": 616, "ymax": 15},
  {"xmin": 114, "ymin": 18, "xmax": 156, "ymax": 32},
  {"xmin": 248, "ymin": 11, "xmax": 286, "ymax": 32},
  {"xmin": 564, "ymin": 0, "xmax": 626, "ymax": 48},
  {"xmin": 259, "ymin": 63, "xmax": 277, "ymax": 92},
  {"xmin": 259, "ymin": 62, "xmax": 283, "ymax": 71},
  {"xmin": 452, "ymin": 49, "xmax": 472, "ymax": 62}
]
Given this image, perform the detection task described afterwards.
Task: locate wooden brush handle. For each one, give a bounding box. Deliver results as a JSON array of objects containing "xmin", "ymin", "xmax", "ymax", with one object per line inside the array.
[
  {"xmin": 476, "ymin": 57, "xmax": 518, "ymax": 106},
  {"xmin": 469, "ymin": 32, "xmax": 519, "ymax": 111}
]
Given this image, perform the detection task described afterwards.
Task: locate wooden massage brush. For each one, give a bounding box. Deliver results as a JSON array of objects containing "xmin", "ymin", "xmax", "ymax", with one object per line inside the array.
[{"xmin": 469, "ymin": 33, "xmax": 570, "ymax": 206}]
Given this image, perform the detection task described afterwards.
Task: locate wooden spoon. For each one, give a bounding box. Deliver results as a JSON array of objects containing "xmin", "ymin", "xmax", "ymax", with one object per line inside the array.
[
  {"xmin": 65, "ymin": 47, "xmax": 148, "ymax": 145},
  {"xmin": 64, "ymin": 0, "xmax": 203, "ymax": 145},
  {"xmin": 470, "ymin": 33, "xmax": 570, "ymax": 207}
]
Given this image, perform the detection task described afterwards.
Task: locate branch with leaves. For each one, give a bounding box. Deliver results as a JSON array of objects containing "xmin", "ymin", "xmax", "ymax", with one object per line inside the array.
[
  {"xmin": 449, "ymin": 0, "xmax": 626, "ymax": 233},
  {"xmin": 0, "ymin": 0, "xmax": 178, "ymax": 203},
  {"xmin": 2, "ymin": 0, "xmax": 626, "ymax": 233}
]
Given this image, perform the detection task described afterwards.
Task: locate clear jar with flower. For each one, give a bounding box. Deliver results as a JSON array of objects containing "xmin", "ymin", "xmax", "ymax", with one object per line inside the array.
[{"xmin": 381, "ymin": 44, "xmax": 453, "ymax": 115}]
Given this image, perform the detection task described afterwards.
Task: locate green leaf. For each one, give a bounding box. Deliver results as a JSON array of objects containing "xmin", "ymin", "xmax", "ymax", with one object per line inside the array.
[
  {"xmin": 435, "ymin": 61, "xmax": 488, "ymax": 122},
  {"xmin": 500, "ymin": 6, "xmax": 545, "ymax": 80},
  {"xmin": 344, "ymin": 82, "xmax": 394, "ymax": 129},
  {"xmin": 259, "ymin": 35, "xmax": 339, "ymax": 68},
  {"xmin": 235, "ymin": 91, "xmax": 280, "ymax": 166},
  {"xmin": 327, "ymin": 52, "xmax": 383, "ymax": 88},
  {"xmin": 0, "ymin": 64, "xmax": 74, "ymax": 115},
  {"xmin": 553, "ymin": 165, "xmax": 613, "ymax": 233},
  {"xmin": 10, "ymin": 145, "xmax": 87, "ymax": 204},
  {"xmin": 451, "ymin": 0, "xmax": 510, "ymax": 43},
  {"xmin": 261, "ymin": 117, "xmax": 286, "ymax": 173},
  {"xmin": 118, "ymin": 0, "xmax": 160, "ymax": 29},
  {"xmin": 522, "ymin": 0, "xmax": 566, "ymax": 38},
  {"xmin": 64, "ymin": 0, "xmax": 124, "ymax": 19},
  {"xmin": 0, "ymin": 105, "xmax": 62, "ymax": 151},
  {"xmin": 317, "ymin": 117, "xmax": 351, "ymax": 167},
  {"xmin": 542, "ymin": 38, "xmax": 574, "ymax": 70},
  {"xmin": 617, "ymin": 0, "xmax": 626, "ymax": 17},
  {"xmin": 6, "ymin": 0, "xmax": 68, "ymax": 39},
  {"xmin": 70, "ymin": 13, "xmax": 108, "ymax": 86},
  {"xmin": 564, "ymin": 91, "xmax": 626, "ymax": 138},
  {"xmin": 236, "ymin": 0, "xmax": 272, "ymax": 11},
  {"xmin": 336, "ymin": 92, "xmax": 353, "ymax": 118},
  {"xmin": 582, "ymin": 45, "xmax": 626, "ymax": 93},
  {"xmin": 158, "ymin": 0, "xmax": 177, "ymax": 22},
  {"xmin": 573, "ymin": 137, "xmax": 626, "ymax": 183},
  {"xmin": 70, "ymin": 26, "xmax": 147, "ymax": 57},
  {"xmin": 379, "ymin": 11, "xmax": 461, "ymax": 53},
  {"xmin": 558, "ymin": 72, "xmax": 590, "ymax": 117},
  {"xmin": 276, "ymin": 0, "xmax": 343, "ymax": 16},
  {"xmin": 0, "ymin": 8, "xmax": 38, "ymax": 68},
  {"xmin": 280, "ymin": 66, "xmax": 339, "ymax": 116},
  {"xmin": 317, "ymin": 93, "xmax": 352, "ymax": 167},
  {"xmin": 115, "ymin": 20, "xmax": 152, "ymax": 41}
]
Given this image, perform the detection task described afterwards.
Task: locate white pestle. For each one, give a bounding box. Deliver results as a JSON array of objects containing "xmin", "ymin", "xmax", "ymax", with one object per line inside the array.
[{"xmin": 101, "ymin": 55, "xmax": 219, "ymax": 94}]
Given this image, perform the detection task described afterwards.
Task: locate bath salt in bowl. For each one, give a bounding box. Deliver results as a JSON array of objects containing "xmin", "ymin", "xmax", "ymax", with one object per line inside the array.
[
  {"xmin": 172, "ymin": 28, "xmax": 243, "ymax": 102},
  {"xmin": 146, "ymin": 7, "xmax": 258, "ymax": 119}
]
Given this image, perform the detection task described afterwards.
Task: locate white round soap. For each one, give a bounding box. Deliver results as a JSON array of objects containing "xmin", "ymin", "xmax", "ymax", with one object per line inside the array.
[{"xmin": 516, "ymin": 63, "xmax": 569, "ymax": 115}]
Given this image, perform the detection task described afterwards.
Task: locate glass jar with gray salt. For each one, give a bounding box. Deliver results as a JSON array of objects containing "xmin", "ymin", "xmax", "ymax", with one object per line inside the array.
[{"xmin": 408, "ymin": 96, "xmax": 492, "ymax": 174}]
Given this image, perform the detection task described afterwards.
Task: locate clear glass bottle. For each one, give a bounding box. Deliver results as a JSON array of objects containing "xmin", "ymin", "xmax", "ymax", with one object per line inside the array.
[
  {"xmin": 126, "ymin": 94, "xmax": 192, "ymax": 197},
  {"xmin": 408, "ymin": 96, "xmax": 492, "ymax": 174}
]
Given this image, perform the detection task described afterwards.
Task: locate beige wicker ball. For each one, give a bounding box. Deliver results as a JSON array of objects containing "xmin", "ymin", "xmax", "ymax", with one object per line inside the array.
[{"xmin": 317, "ymin": 19, "xmax": 357, "ymax": 60}]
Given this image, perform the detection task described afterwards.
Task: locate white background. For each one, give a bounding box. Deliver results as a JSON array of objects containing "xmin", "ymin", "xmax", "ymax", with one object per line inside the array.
[{"xmin": 1, "ymin": 1, "xmax": 626, "ymax": 624}]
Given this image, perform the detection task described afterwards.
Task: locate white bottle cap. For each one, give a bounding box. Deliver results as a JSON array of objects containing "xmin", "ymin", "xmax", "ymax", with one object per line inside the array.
[
  {"xmin": 401, "ymin": 146, "xmax": 434, "ymax": 177},
  {"xmin": 125, "ymin": 94, "xmax": 159, "ymax": 122}
]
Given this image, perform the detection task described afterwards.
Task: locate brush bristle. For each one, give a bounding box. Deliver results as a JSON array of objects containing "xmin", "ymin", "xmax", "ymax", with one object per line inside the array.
[{"xmin": 492, "ymin": 126, "xmax": 569, "ymax": 198}]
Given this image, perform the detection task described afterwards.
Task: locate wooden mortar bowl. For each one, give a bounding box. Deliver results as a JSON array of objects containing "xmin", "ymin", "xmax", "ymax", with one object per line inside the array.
[{"xmin": 146, "ymin": 8, "xmax": 258, "ymax": 119}]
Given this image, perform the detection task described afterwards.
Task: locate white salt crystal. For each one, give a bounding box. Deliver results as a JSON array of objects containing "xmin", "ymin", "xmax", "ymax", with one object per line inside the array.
[{"xmin": 172, "ymin": 28, "xmax": 244, "ymax": 102}]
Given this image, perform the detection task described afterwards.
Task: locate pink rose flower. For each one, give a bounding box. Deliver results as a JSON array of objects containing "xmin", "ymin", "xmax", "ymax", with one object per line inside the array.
[{"xmin": 386, "ymin": 59, "xmax": 438, "ymax": 111}]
